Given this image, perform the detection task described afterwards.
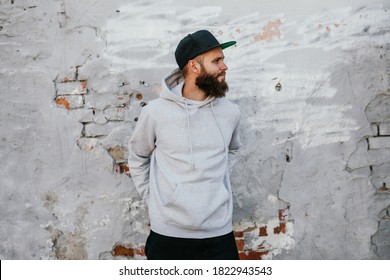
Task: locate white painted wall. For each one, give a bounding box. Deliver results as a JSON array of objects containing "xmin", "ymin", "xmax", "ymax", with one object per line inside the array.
[{"xmin": 0, "ymin": 0, "xmax": 389, "ymax": 259}]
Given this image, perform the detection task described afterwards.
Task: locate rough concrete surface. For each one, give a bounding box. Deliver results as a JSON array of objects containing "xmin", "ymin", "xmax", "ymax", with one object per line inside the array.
[{"xmin": 0, "ymin": 0, "xmax": 389, "ymax": 259}]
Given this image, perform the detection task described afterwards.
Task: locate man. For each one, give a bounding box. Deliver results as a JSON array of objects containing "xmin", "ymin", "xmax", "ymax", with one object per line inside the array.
[{"xmin": 128, "ymin": 30, "xmax": 241, "ymax": 260}]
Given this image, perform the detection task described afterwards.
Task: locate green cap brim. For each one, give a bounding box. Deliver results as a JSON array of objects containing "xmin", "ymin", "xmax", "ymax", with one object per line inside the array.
[{"xmin": 220, "ymin": 41, "xmax": 237, "ymax": 49}]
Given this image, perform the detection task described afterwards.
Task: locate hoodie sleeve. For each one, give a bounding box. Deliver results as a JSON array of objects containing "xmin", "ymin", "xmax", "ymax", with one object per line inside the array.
[
  {"xmin": 128, "ymin": 105, "xmax": 156, "ymax": 202},
  {"xmin": 228, "ymin": 114, "xmax": 241, "ymax": 173}
]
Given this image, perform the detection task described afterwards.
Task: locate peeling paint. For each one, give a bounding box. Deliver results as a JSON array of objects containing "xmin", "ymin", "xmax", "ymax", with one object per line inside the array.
[
  {"xmin": 233, "ymin": 209, "xmax": 295, "ymax": 259},
  {"xmin": 108, "ymin": 145, "xmax": 127, "ymax": 162},
  {"xmin": 1, "ymin": 0, "xmax": 389, "ymax": 260},
  {"xmin": 254, "ymin": 19, "xmax": 282, "ymax": 42}
]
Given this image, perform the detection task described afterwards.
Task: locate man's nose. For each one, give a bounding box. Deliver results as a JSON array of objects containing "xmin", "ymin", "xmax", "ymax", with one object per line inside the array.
[{"xmin": 221, "ymin": 61, "xmax": 228, "ymax": 71}]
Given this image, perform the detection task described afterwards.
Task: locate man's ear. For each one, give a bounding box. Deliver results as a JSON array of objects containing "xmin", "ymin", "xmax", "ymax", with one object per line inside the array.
[{"xmin": 188, "ymin": 59, "xmax": 201, "ymax": 75}]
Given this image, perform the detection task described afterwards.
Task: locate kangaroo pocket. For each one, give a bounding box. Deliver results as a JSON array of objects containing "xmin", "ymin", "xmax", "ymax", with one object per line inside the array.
[{"xmin": 164, "ymin": 183, "xmax": 231, "ymax": 230}]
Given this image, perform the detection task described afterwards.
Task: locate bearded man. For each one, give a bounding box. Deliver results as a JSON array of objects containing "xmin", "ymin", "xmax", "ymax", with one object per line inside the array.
[{"xmin": 128, "ymin": 30, "xmax": 241, "ymax": 260}]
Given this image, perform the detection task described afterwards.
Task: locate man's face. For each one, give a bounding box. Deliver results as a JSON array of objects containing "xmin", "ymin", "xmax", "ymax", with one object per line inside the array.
[
  {"xmin": 195, "ymin": 48, "xmax": 229, "ymax": 98},
  {"xmin": 201, "ymin": 48, "xmax": 228, "ymax": 80}
]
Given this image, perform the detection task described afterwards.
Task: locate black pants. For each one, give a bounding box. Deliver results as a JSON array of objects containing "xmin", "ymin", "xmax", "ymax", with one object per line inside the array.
[{"xmin": 145, "ymin": 230, "xmax": 239, "ymax": 260}]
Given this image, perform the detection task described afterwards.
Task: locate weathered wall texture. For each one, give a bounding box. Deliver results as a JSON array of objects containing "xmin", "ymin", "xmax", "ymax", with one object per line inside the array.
[{"xmin": 0, "ymin": 0, "xmax": 389, "ymax": 259}]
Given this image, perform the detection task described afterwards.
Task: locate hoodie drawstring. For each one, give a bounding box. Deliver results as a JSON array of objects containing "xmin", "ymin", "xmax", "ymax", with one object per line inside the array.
[
  {"xmin": 184, "ymin": 100, "xmax": 228, "ymax": 171},
  {"xmin": 184, "ymin": 100, "xmax": 195, "ymax": 171},
  {"xmin": 210, "ymin": 101, "xmax": 228, "ymax": 158}
]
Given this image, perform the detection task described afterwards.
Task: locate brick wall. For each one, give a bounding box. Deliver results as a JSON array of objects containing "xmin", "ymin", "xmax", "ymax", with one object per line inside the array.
[
  {"xmin": 365, "ymin": 94, "xmax": 390, "ymax": 258},
  {"xmin": 1, "ymin": 0, "xmax": 389, "ymax": 260}
]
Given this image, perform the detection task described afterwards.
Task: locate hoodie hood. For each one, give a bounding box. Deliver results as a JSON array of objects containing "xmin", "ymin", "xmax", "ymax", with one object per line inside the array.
[{"xmin": 161, "ymin": 68, "xmax": 217, "ymax": 108}]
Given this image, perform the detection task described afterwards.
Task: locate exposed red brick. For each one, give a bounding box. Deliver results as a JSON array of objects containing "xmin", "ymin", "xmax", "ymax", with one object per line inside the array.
[
  {"xmin": 279, "ymin": 209, "xmax": 285, "ymax": 221},
  {"xmin": 121, "ymin": 163, "xmax": 129, "ymax": 174},
  {"xmin": 234, "ymin": 231, "xmax": 244, "ymax": 238},
  {"xmin": 112, "ymin": 245, "xmax": 134, "ymax": 257},
  {"xmin": 259, "ymin": 226, "xmax": 268, "ymax": 236},
  {"xmin": 55, "ymin": 97, "xmax": 71, "ymax": 109},
  {"xmin": 273, "ymin": 223, "xmax": 286, "ymax": 234},
  {"xmin": 114, "ymin": 163, "xmax": 130, "ymax": 175},
  {"xmin": 235, "ymin": 239, "xmax": 245, "ymax": 252},
  {"xmin": 239, "ymin": 250, "xmax": 269, "ymax": 260},
  {"xmin": 112, "ymin": 245, "xmax": 145, "ymax": 257}
]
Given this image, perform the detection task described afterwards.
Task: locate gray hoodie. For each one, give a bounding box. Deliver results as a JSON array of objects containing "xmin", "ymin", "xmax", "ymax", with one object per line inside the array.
[{"xmin": 128, "ymin": 69, "xmax": 241, "ymax": 238}]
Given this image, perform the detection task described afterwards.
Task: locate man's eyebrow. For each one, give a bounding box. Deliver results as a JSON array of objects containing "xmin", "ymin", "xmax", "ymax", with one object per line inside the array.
[{"xmin": 212, "ymin": 55, "xmax": 225, "ymax": 62}]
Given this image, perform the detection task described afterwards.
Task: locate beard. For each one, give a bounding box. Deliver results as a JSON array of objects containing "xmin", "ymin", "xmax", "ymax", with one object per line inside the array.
[{"xmin": 195, "ymin": 66, "xmax": 229, "ymax": 98}]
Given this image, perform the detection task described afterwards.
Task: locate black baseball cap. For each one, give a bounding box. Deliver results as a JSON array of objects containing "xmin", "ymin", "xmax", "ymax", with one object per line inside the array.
[{"xmin": 175, "ymin": 30, "xmax": 236, "ymax": 69}]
